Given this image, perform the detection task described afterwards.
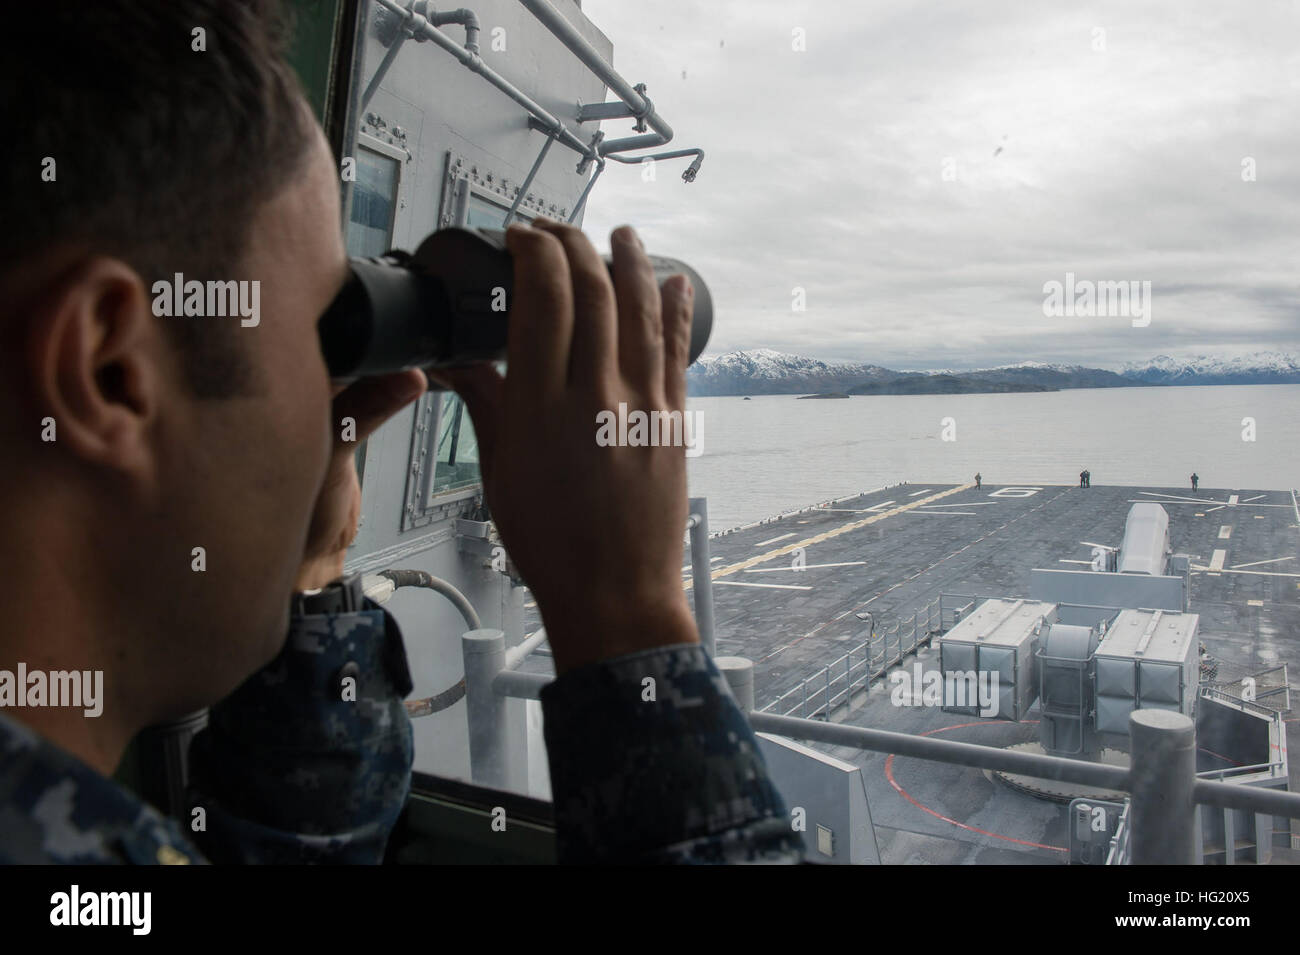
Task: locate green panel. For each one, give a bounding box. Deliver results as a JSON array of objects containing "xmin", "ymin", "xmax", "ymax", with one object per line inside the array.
[{"xmin": 285, "ymin": 0, "xmax": 344, "ymax": 123}]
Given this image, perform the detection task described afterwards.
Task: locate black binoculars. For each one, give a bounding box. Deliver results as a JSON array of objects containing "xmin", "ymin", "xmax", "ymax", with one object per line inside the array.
[{"xmin": 318, "ymin": 227, "xmax": 712, "ymax": 380}]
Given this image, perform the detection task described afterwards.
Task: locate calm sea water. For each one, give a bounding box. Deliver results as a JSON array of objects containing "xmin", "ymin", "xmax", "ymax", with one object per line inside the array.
[{"xmin": 684, "ymin": 385, "xmax": 1300, "ymax": 531}]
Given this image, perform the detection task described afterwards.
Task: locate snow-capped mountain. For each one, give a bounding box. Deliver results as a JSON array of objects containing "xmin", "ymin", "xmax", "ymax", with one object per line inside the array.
[
  {"xmin": 1120, "ymin": 352, "xmax": 1300, "ymax": 385},
  {"xmin": 688, "ymin": 350, "xmax": 1126, "ymax": 395},
  {"xmin": 688, "ymin": 349, "xmax": 899, "ymax": 396},
  {"xmin": 687, "ymin": 349, "xmax": 1300, "ymax": 396}
]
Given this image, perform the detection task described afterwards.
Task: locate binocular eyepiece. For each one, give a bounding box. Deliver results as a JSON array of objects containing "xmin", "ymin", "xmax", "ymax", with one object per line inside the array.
[{"xmin": 318, "ymin": 227, "xmax": 712, "ymax": 380}]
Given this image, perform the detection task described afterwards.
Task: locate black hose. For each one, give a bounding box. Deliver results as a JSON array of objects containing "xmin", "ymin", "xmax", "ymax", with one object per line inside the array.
[{"xmin": 381, "ymin": 568, "xmax": 481, "ymax": 715}]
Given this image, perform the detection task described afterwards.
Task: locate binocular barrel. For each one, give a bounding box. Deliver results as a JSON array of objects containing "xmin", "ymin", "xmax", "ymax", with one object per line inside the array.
[{"xmin": 318, "ymin": 227, "xmax": 712, "ymax": 380}]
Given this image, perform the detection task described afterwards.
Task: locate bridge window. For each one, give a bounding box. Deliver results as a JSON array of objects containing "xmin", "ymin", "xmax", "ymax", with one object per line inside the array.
[
  {"xmin": 432, "ymin": 392, "xmax": 480, "ymax": 494},
  {"xmin": 345, "ymin": 143, "xmax": 401, "ymax": 257}
]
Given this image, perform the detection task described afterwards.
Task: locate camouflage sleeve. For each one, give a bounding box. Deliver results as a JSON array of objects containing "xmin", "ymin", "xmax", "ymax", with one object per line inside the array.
[
  {"xmin": 539, "ymin": 644, "xmax": 803, "ymax": 864},
  {"xmin": 185, "ymin": 602, "xmax": 414, "ymax": 864}
]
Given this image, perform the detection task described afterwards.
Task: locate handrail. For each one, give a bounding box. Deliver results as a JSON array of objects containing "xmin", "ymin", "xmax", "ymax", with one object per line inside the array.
[
  {"xmin": 762, "ymin": 597, "xmax": 942, "ymax": 718},
  {"xmin": 745, "ymin": 710, "xmax": 1300, "ymax": 822},
  {"xmin": 1199, "ymin": 684, "xmax": 1288, "ymax": 719}
]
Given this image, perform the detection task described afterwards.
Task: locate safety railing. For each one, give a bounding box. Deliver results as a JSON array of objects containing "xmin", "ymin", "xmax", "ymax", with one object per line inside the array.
[
  {"xmin": 1106, "ymin": 801, "xmax": 1132, "ymax": 865},
  {"xmin": 760, "ymin": 597, "xmax": 942, "ymax": 719},
  {"xmin": 1199, "ymin": 761, "xmax": 1286, "ymax": 782},
  {"xmin": 1200, "ymin": 681, "xmax": 1290, "ymax": 718},
  {"xmin": 462, "ymin": 601, "xmax": 1300, "ymax": 862},
  {"xmin": 744, "ymin": 707, "xmax": 1300, "ymax": 863}
]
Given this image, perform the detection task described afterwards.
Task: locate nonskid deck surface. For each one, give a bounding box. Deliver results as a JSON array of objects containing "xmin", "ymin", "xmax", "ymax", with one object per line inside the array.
[
  {"xmin": 525, "ymin": 482, "xmax": 1300, "ymax": 861},
  {"xmin": 690, "ymin": 483, "xmax": 1298, "ymax": 700}
]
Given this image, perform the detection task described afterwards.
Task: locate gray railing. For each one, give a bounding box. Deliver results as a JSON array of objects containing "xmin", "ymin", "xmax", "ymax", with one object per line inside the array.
[
  {"xmin": 1106, "ymin": 801, "xmax": 1132, "ymax": 864},
  {"xmin": 464, "ymin": 613, "xmax": 1300, "ymax": 864},
  {"xmin": 761, "ymin": 597, "xmax": 942, "ymax": 719},
  {"xmin": 745, "ymin": 708, "xmax": 1300, "ymax": 863}
]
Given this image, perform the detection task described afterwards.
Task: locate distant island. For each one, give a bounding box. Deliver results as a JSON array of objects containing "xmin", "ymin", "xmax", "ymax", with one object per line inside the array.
[
  {"xmin": 849, "ymin": 375, "xmax": 1053, "ymax": 396},
  {"xmin": 796, "ymin": 392, "xmax": 852, "ymax": 399}
]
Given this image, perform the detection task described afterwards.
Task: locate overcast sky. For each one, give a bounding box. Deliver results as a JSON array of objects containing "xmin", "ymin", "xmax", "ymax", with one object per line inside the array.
[{"xmin": 578, "ymin": 0, "xmax": 1300, "ymax": 371}]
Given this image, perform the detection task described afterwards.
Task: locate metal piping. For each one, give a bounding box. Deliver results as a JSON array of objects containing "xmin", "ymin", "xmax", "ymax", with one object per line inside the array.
[
  {"xmin": 687, "ymin": 499, "xmax": 716, "ymax": 656},
  {"xmin": 567, "ymin": 158, "xmax": 604, "ymax": 223},
  {"xmin": 492, "ymin": 668, "xmax": 548, "ymax": 700},
  {"xmin": 411, "ymin": 2, "xmax": 480, "ymax": 53},
  {"xmin": 503, "ymin": 133, "xmax": 556, "ymax": 226},
  {"xmin": 517, "ymin": 0, "xmax": 674, "ymax": 155},
  {"xmin": 751, "ymin": 711, "xmax": 1128, "ymax": 789},
  {"xmin": 372, "ymin": 0, "xmax": 595, "ymax": 160},
  {"xmin": 504, "ymin": 627, "xmax": 549, "ymax": 670},
  {"xmin": 360, "ymin": 30, "xmax": 410, "ymax": 111},
  {"xmin": 605, "ymin": 147, "xmax": 705, "ymax": 182},
  {"xmin": 370, "ymin": 0, "xmax": 704, "ymax": 186}
]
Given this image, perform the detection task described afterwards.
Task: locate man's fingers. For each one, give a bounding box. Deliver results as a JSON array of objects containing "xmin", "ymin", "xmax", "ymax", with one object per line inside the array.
[
  {"xmin": 532, "ymin": 219, "xmax": 617, "ymax": 395},
  {"xmin": 504, "ymin": 223, "xmax": 572, "ymax": 405},
  {"xmin": 331, "ymin": 369, "xmax": 427, "ymax": 445},
  {"xmin": 660, "ymin": 274, "xmax": 694, "ymax": 410},
  {"xmin": 609, "ymin": 226, "xmax": 664, "ymax": 399}
]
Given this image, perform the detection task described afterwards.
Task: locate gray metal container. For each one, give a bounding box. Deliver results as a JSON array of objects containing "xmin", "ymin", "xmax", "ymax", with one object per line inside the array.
[
  {"xmin": 937, "ymin": 598, "xmax": 1058, "ymax": 720},
  {"xmin": 1093, "ymin": 608, "xmax": 1200, "ymax": 737}
]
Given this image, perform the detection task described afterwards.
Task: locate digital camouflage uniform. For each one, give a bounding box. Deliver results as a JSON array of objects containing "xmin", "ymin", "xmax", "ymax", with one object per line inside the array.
[{"xmin": 1, "ymin": 604, "xmax": 801, "ymax": 864}]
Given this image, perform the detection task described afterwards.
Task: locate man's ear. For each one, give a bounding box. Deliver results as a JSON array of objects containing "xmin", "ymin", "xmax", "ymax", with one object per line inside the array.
[{"xmin": 26, "ymin": 257, "xmax": 161, "ymax": 479}]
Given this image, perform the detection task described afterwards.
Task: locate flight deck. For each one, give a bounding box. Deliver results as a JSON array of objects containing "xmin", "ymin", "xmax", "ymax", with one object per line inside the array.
[{"xmin": 523, "ymin": 482, "xmax": 1300, "ymax": 862}]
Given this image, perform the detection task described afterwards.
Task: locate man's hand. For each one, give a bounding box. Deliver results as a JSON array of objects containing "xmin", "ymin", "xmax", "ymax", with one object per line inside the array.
[
  {"xmin": 432, "ymin": 220, "xmax": 699, "ymax": 674},
  {"xmin": 295, "ymin": 370, "xmax": 427, "ymax": 591}
]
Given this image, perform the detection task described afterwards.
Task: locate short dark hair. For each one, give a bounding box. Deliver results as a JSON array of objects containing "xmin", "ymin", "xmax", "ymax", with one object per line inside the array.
[{"xmin": 2, "ymin": 1, "xmax": 316, "ymax": 397}]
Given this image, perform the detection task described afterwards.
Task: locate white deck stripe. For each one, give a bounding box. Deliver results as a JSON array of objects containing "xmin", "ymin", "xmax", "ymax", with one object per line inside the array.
[
  {"xmin": 1140, "ymin": 491, "xmax": 1211, "ymax": 505},
  {"xmin": 908, "ymin": 510, "xmax": 978, "ymax": 516},
  {"xmin": 712, "ymin": 580, "xmax": 813, "ymax": 591},
  {"xmin": 684, "ymin": 485, "xmax": 972, "ymax": 590},
  {"xmin": 908, "ymin": 489, "xmax": 933, "ymax": 496},
  {"xmin": 755, "ymin": 532, "xmax": 796, "ymax": 546},
  {"xmin": 744, "ymin": 561, "xmax": 867, "ymax": 573},
  {"xmin": 865, "ymin": 501, "xmax": 897, "ymax": 512},
  {"xmin": 1228, "ymin": 494, "xmax": 1240, "ymax": 506},
  {"xmin": 1229, "ymin": 556, "xmax": 1295, "ymax": 569},
  {"xmin": 1208, "ymin": 549, "xmax": 1227, "ymax": 570},
  {"xmin": 1218, "ymin": 526, "xmax": 1232, "ymax": 539},
  {"xmin": 1193, "ymin": 567, "xmax": 1300, "ymax": 579}
]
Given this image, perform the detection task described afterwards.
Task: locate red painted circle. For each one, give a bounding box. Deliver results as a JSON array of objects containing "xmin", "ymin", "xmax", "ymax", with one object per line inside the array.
[{"xmin": 883, "ymin": 720, "xmax": 1067, "ymax": 853}]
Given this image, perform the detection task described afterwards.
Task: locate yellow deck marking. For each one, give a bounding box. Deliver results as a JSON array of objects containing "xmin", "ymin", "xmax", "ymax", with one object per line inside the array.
[{"xmin": 684, "ymin": 484, "xmax": 973, "ymax": 591}]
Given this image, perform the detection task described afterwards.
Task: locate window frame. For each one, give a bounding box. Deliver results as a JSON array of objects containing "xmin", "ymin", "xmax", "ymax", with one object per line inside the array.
[{"xmin": 400, "ymin": 152, "xmax": 565, "ymax": 529}]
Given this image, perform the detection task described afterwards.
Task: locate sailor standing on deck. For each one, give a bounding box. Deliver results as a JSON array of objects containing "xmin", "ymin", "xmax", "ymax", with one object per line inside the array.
[
  {"xmin": 1191, "ymin": 472, "xmax": 1199, "ymax": 492},
  {"xmin": 1080, "ymin": 469, "xmax": 1086, "ymax": 488},
  {"xmin": 974, "ymin": 472, "xmax": 981, "ymax": 489}
]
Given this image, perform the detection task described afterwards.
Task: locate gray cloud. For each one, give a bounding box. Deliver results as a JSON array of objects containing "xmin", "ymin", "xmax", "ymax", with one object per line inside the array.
[{"xmin": 580, "ymin": 0, "xmax": 1300, "ymax": 369}]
